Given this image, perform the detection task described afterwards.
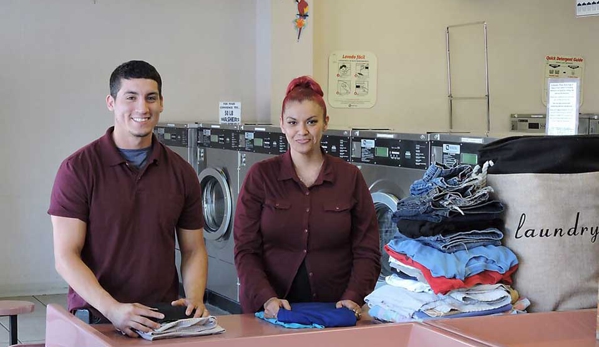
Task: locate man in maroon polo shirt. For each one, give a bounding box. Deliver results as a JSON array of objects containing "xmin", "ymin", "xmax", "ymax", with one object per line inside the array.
[{"xmin": 48, "ymin": 60, "xmax": 208, "ymax": 338}]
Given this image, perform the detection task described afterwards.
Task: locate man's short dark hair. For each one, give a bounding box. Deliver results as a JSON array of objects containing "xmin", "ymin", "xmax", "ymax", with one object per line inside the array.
[{"xmin": 109, "ymin": 60, "xmax": 162, "ymax": 99}]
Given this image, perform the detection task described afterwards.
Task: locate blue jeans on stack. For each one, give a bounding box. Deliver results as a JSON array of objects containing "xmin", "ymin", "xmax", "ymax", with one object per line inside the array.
[
  {"xmin": 394, "ymin": 197, "xmax": 504, "ymax": 224},
  {"xmin": 431, "ymin": 186, "xmax": 494, "ymax": 216},
  {"xmin": 394, "ymin": 194, "xmax": 440, "ymax": 223},
  {"xmin": 410, "ymin": 163, "xmax": 473, "ymax": 196},
  {"xmin": 415, "ymin": 227, "xmax": 503, "ymax": 253},
  {"xmin": 397, "ymin": 162, "xmax": 498, "ymax": 223}
]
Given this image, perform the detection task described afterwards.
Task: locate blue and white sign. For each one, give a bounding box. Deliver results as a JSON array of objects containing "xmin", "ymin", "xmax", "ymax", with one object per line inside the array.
[{"xmin": 443, "ymin": 144, "xmax": 461, "ymax": 154}]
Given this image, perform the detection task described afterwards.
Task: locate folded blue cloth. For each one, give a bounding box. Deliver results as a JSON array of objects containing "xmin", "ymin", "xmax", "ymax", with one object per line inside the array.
[
  {"xmin": 256, "ymin": 302, "xmax": 357, "ymax": 329},
  {"xmin": 255, "ymin": 311, "xmax": 323, "ymax": 329}
]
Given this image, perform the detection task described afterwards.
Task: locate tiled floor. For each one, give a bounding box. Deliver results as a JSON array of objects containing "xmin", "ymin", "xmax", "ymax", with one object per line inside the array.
[{"xmin": 0, "ymin": 293, "xmax": 230, "ymax": 347}]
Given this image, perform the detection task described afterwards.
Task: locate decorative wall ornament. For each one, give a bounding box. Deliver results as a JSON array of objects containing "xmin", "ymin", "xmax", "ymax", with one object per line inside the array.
[{"xmin": 294, "ymin": 0, "xmax": 309, "ymax": 42}]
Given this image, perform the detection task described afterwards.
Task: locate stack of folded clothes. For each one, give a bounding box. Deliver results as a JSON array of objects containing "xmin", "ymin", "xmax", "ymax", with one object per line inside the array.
[{"xmin": 366, "ymin": 161, "xmax": 530, "ymax": 322}]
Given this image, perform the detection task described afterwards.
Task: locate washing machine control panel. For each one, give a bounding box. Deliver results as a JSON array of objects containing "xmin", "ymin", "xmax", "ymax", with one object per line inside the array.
[
  {"xmin": 238, "ymin": 130, "xmax": 288, "ymax": 155},
  {"xmin": 351, "ymin": 137, "xmax": 429, "ymax": 169},
  {"xmin": 197, "ymin": 128, "xmax": 239, "ymax": 150},
  {"xmin": 155, "ymin": 127, "xmax": 188, "ymax": 147},
  {"xmin": 430, "ymin": 140, "xmax": 483, "ymax": 167},
  {"xmin": 321, "ymin": 135, "xmax": 351, "ymax": 162}
]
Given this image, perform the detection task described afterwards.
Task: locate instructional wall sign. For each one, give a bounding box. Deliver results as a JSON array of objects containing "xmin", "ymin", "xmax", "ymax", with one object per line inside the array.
[
  {"xmin": 542, "ymin": 55, "xmax": 584, "ymax": 106},
  {"xmin": 219, "ymin": 101, "xmax": 241, "ymax": 125},
  {"xmin": 576, "ymin": 0, "xmax": 599, "ymax": 17},
  {"xmin": 328, "ymin": 51, "xmax": 377, "ymax": 109},
  {"xmin": 546, "ymin": 78, "xmax": 580, "ymax": 136}
]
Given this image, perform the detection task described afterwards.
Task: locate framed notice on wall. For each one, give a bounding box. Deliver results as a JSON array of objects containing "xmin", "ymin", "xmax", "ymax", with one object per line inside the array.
[
  {"xmin": 546, "ymin": 78, "xmax": 580, "ymax": 136},
  {"xmin": 328, "ymin": 51, "xmax": 377, "ymax": 109}
]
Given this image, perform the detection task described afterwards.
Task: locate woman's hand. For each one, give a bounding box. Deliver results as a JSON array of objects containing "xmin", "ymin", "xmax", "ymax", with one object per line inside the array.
[
  {"xmin": 336, "ymin": 299, "xmax": 362, "ymax": 320},
  {"xmin": 263, "ymin": 297, "xmax": 291, "ymax": 319}
]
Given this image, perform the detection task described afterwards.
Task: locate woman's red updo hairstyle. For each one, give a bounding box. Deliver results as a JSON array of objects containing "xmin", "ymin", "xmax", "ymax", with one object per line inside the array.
[{"xmin": 281, "ymin": 76, "xmax": 327, "ymax": 122}]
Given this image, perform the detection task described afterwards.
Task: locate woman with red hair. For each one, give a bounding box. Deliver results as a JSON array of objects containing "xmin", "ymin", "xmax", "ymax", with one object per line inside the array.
[{"xmin": 234, "ymin": 76, "xmax": 380, "ymax": 319}]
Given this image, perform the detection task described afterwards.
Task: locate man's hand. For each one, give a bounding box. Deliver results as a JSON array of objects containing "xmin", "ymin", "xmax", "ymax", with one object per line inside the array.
[
  {"xmin": 172, "ymin": 298, "xmax": 210, "ymax": 318},
  {"xmin": 263, "ymin": 297, "xmax": 291, "ymax": 319},
  {"xmin": 105, "ymin": 302, "xmax": 164, "ymax": 338}
]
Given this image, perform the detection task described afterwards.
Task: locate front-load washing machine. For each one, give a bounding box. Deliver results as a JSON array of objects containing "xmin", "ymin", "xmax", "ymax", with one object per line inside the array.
[
  {"xmin": 237, "ymin": 125, "xmax": 349, "ymax": 184},
  {"xmin": 154, "ymin": 122, "xmax": 199, "ymax": 172},
  {"xmin": 238, "ymin": 125, "xmax": 288, "ymax": 184},
  {"xmin": 229, "ymin": 124, "xmax": 289, "ymax": 311},
  {"xmin": 321, "ymin": 128, "xmax": 352, "ymax": 162},
  {"xmin": 350, "ymin": 129, "xmax": 430, "ymax": 279},
  {"xmin": 510, "ymin": 114, "xmax": 591, "ymax": 134},
  {"xmin": 428, "ymin": 133, "xmax": 496, "ymax": 167},
  {"xmin": 197, "ymin": 123, "xmax": 241, "ymax": 313},
  {"xmin": 154, "ymin": 122, "xmax": 198, "ymax": 293},
  {"xmin": 584, "ymin": 114, "xmax": 599, "ymax": 134},
  {"xmin": 238, "ymin": 123, "xmax": 288, "ymax": 209}
]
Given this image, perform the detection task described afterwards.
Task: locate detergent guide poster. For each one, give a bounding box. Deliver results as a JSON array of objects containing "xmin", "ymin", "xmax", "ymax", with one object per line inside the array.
[
  {"xmin": 542, "ymin": 55, "xmax": 584, "ymax": 106},
  {"xmin": 328, "ymin": 51, "xmax": 378, "ymax": 109}
]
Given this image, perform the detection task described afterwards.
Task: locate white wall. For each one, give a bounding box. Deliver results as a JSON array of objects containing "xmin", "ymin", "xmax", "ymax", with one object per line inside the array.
[
  {"xmin": 255, "ymin": 0, "xmax": 272, "ymax": 123},
  {"xmin": 0, "ymin": 0, "xmax": 258, "ymax": 296},
  {"xmin": 255, "ymin": 0, "xmax": 315, "ymax": 123},
  {"xmin": 313, "ymin": 0, "xmax": 599, "ymax": 133},
  {"xmin": 269, "ymin": 0, "xmax": 314, "ymax": 122}
]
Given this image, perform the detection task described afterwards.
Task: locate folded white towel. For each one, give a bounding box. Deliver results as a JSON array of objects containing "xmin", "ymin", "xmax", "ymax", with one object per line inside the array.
[
  {"xmin": 385, "ymin": 274, "xmax": 432, "ymax": 293},
  {"xmin": 421, "ymin": 284, "xmax": 512, "ymax": 316}
]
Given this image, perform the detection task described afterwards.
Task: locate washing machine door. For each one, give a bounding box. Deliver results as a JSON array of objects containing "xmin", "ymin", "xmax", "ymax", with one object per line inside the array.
[
  {"xmin": 198, "ymin": 167, "xmax": 233, "ymax": 241},
  {"xmin": 371, "ymin": 191, "xmax": 399, "ymax": 280}
]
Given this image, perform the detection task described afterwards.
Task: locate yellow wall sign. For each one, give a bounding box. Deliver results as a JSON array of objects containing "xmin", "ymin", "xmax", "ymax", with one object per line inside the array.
[
  {"xmin": 328, "ymin": 51, "xmax": 377, "ymax": 109},
  {"xmin": 542, "ymin": 55, "xmax": 584, "ymax": 106}
]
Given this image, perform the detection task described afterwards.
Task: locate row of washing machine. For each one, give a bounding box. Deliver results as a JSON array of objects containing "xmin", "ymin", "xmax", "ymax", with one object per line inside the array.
[
  {"xmin": 154, "ymin": 123, "xmax": 291, "ymax": 313},
  {"xmin": 155, "ymin": 123, "xmax": 497, "ymax": 313}
]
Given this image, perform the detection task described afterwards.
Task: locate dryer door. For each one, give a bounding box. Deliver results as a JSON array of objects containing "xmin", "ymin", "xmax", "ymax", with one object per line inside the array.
[
  {"xmin": 371, "ymin": 191, "xmax": 399, "ymax": 280},
  {"xmin": 198, "ymin": 167, "xmax": 233, "ymax": 241}
]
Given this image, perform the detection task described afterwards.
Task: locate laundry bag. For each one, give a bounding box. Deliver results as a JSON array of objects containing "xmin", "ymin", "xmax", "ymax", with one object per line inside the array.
[{"xmin": 479, "ymin": 135, "xmax": 599, "ymax": 312}]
